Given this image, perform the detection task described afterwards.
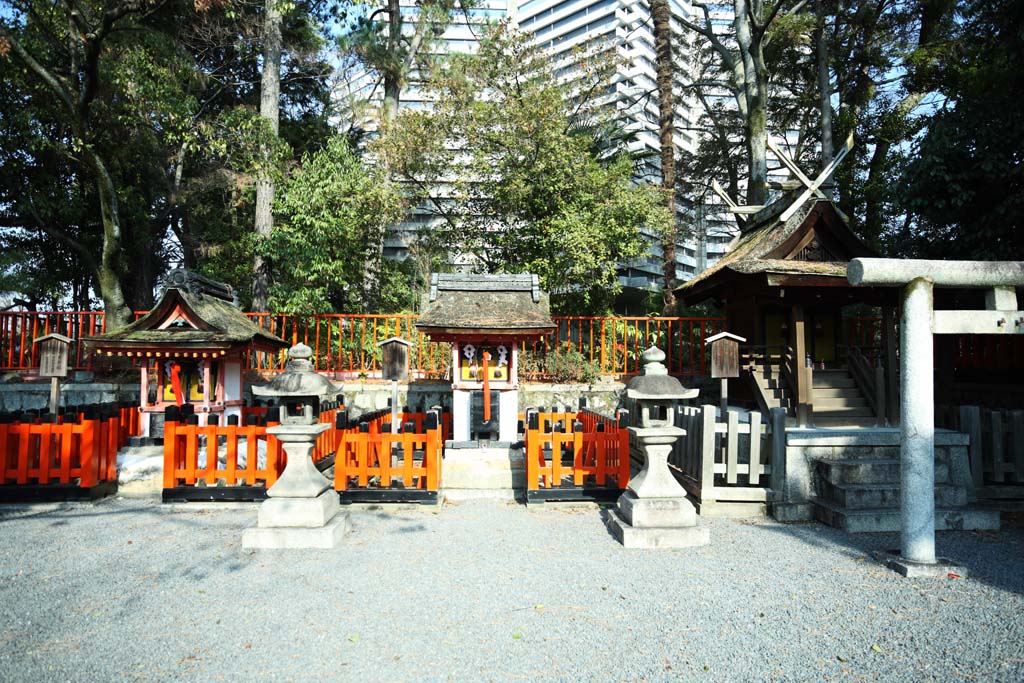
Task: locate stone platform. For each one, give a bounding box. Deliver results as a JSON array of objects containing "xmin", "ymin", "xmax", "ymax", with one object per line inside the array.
[{"xmin": 441, "ymin": 444, "xmax": 524, "ymax": 501}]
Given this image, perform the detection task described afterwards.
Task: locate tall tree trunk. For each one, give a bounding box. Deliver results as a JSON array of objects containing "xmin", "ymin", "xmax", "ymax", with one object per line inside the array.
[
  {"xmin": 86, "ymin": 148, "xmax": 132, "ymax": 329},
  {"xmin": 2, "ymin": 24, "xmax": 132, "ymax": 329},
  {"xmin": 816, "ymin": 0, "xmax": 834, "ymax": 192},
  {"xmin": 363, "ymin": 0, "xmax": 406, "ymax": 313},
  {"xmin": 251, "ymin": 0, "xmax": 283, "ymax": 312},
  {"xmin": 652, "ymin": 0, "xmax": 678, "ymax": 313},
  {"xmin": 734, "ymin": 0, "xmax": 768, "ymax": 206},
  {"xmin": 382, "ymin": 0, "xmax": 402, "ymax": 124}
]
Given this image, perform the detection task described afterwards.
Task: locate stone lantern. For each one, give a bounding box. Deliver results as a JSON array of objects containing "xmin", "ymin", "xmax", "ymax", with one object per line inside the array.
[
  {"xmin": 608, "ymin": 347, "xmax": 709, "ymax": 549},
  {"xmin": 243, "ymin": 344, "xmax": 347, "ymax": 549}
]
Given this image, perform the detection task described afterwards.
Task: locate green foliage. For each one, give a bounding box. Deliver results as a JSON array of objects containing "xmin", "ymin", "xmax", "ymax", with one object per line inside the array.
[
  {"xmin": 267, "ymin": 136, "xmax": 405, "ymax": 315},
  {"xmin": 378, "ymin": 24, "xmax": 670, "ymax": 315},
  {"xmin": 520, "ymin": 348, "xmax": 600, "ymax": 384},
  {"xmin": 0, "ymin": 0, "xmax": 335, "ymax": 311},
  {"xmin": 898, "ymin": 0, "xmax": 1024, "ymax": 259}
]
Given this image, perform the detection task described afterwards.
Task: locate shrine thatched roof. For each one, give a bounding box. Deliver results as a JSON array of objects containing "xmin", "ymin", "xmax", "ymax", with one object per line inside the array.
[
  {"xmin": 676, "ymin": 198, "xmax": 876, "ymax": 304},
  {"xmin": 85, "ymin": 275, "xmax": 286, "ymax": 353},
  {"xmin": 415, "ymin": 273, "xmax": 555, "ymax": 339}
]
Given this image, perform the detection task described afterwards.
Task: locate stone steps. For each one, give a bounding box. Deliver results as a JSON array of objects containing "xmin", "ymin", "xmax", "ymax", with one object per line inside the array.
[
  {"xmin": 821, "ymin": 481, "xmax": 968, "ymax": 509},
  {"xmin": 817, "ymin": 458, "xmax": 950, "ymax": 486},
  {"xmin": 814, "ymin": 396, "xmax": 869, "ymax": 409},
  {"xmin": 811, "ymin": 497, "xmax": 1000, "ymax": 533},
  {"xmin": 812, "ymin": 417, "xmax": 880, "ymax": 428},
  {"xmin": 440, "ymin": 445, "xmax": 524, "ymax": 501}
]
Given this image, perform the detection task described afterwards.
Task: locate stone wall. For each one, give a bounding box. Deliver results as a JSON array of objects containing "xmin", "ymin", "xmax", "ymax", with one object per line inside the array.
[
  {"xmin": 0, "ymin": 382, "xmax": 140, "ymax": 412},
  {"xmin": 335, "ymin": 380, "xmax": 628, "ymax": 419}
]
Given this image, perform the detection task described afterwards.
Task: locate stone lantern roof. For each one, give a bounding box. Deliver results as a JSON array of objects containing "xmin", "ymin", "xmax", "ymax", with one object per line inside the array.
[
  {"xmin": 251, "ymin": 344, "xmax": 341, "ymax": 402},
  {"xmin": 625, "ymin": 347, "xmax": 699, "ymax": 401}
]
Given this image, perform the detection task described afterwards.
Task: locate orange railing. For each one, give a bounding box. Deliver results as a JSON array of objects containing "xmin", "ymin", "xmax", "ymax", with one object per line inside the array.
[
  {"xmin": 0, "ymin": 403, "xmax": 140, "ymax": 495},
  {"xmin": 524, "ymin": 406, "xmax": 631, "ymax": 502},
  {"xmin": 0, "ymin": 311, "xmax": 726, "ymax": 378},
  {"xmin": 161, "ymin": 401, "xmax": 344, "ymax": 499},
  {"xmin": 333, "ymin": 409, "xmax": 445, "ymax": 501}
]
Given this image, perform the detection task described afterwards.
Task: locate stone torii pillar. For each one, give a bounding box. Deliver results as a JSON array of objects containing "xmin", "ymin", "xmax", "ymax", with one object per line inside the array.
[{"xmin": 848, "ymin": 258, "xmax": 1024, "ymax": 576}]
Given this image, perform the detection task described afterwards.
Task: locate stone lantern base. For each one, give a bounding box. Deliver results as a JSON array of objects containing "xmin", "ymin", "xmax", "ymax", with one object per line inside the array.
[
  {"xmin": 608, "ymin": 425, "xmax": 710, "ymax": 550},
  {"xmin": 242, "ymin": 423, "xmax": 349, "ymax": 550},
  {"xmin": 242, "ymin": 491, "xmax": 350, "ymax": 549},
  {"xmin": 608, "ymin": 491, "xmax": 710, "ymax": 549}
]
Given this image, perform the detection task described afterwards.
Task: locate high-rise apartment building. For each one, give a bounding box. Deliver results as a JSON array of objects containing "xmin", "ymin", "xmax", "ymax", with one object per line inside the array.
[
  {"xmin": 514, "ymin": 0, "xmax": 741, "ymax": 298},
  {"xmin": 339, "ymin": 0, "xmax": 740, "ymax": 306}
]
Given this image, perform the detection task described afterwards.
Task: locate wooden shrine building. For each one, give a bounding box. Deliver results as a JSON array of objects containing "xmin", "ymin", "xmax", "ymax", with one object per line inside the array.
[
  {"xmin": 416, "ymin": 273, "xmax": 555, "ymax": 443},
  {"xmin": 85, "ymin": 270, "xmax": 287, "ymax": 437},
  {"xmin": 676, "ymin": 197, "xmax": 899, "ymax": 426}
]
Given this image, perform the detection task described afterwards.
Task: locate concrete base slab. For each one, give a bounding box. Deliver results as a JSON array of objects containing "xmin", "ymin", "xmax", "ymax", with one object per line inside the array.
[
  {"xmin": 442, "ymin": 488, "xmax": 521, "ymax": 502},
  {"xmin": 618, "ymin": 490, "xmax": 696, "ymax": 527},
  {"xmin": 258, "ymin": 490, "xmax": 340, "ymax": 528},
  {"xmin": 242, "ymin": 513, "xmax": 349, "ymax": 549},
  {"xmin": 871, "ymin": 550, "xmax": 968, "ymax": 578},
  {"xmin": 697, "ymin": 500, "xmax": 767, "ymax": 519},
  {"xmin": 606, "ymin": 511, "xmax": 710, "ymax": 549}
]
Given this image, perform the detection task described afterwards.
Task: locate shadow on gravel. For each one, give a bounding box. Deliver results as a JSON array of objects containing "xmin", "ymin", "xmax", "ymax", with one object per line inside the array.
[{"xmin": 745, "ymin": 518, "xmax": 1024, "ymax": 597}]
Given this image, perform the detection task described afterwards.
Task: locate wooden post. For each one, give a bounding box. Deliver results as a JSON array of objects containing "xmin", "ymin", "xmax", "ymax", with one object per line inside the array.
[
  {"xmin": 959, "ymin": 405, "xmax": 983, "ymax": 495},
  {"xmin": 720, "ymin": 378, "xmax": 727, "ymax": 419},
  {"xmin": 769, "ymin": 407, "xmax": 787, "ymax": 498},
  {"xmin": 49, "ymin": 377, "xmax": 60, "ymax": 415},
  {"xmin": 791, "ymin": 306, "xmax": 810, "ymax": 427},
  {"xmin": 883, "ymin": 306, "xmax": 900, "ymax": 426},
  {"xmin": 391, "ymin": 380, "xmax": 399, "ymax": 435},
  {"xmin": 700, "ymin": 404, "xmax": 717, "ymax": 504},
  {"xmin": 874, "ymin": 363, "xmax": 886, "ymax": 427}
]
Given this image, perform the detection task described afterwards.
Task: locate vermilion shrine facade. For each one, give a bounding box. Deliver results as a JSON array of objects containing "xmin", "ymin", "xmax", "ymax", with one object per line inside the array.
[{"xmin": 84, "ymin": 270, "xmax": 287, "ymax": 436}]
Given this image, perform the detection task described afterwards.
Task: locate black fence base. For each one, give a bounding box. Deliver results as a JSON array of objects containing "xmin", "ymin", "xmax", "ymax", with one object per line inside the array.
[
  {"xmin": 526, "ymin": 487, "xmax": 622, "ymax": 504},
  {"xmin": 162, "ymin": 486, "xmax": 267, "ymax": 503},
  {"xmin": 0, "ymin": 480, "xmax": 118, "ymax": 503},
  {"xmin": 338, "ymin": 489, "xmax": 439, "ymax": 505}
]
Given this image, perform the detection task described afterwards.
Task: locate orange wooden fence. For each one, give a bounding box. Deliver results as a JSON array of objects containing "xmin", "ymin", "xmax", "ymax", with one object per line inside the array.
[
  {"xmin": 333, "ymin": 409, "xmax": 445, "ymax": 503},
  {"xmin": 161, "ymin": 401, "xmax": 345, "ymax": 501},
  {"xmin": 0, "ymin": 403, "xmax": 139, "ymax": 500},
  {"xmin": 524, "ymin": 406, "xmax": 631, "ymax": 502},
  {"xmin": 0, "ymin": 311, "xmax": 727, "ymax": 378}
]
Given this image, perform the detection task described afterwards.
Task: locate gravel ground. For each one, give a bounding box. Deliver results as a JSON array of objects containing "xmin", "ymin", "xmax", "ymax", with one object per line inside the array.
[{"xmin": 0, "ymin": 497, "xmax": 1021, "ymax": 683}]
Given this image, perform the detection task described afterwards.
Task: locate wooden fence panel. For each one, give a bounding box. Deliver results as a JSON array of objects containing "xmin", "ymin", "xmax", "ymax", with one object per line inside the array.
[
  {"xmin": 671, "ymin": 405, "xmax": 773, "ymax": 510},
  {"xmin": 333, "ymin": 411, "xmax": 443, "ymax": 495},
  {"xmin": 941, "ymin": 405, "xmax": 1024, "ymax": 498},
  {"xmin": 524, "ymin": 407, "xmax": 629, "ymax": 500},
  {"xmin": 0, "ymin": 406, "xmax": 132, "ymax": 496}
]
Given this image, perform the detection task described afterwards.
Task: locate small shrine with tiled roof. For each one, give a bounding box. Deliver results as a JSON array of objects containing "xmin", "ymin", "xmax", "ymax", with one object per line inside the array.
[{"xmin": 85, "ymin": 269, "xmax": 288, "ymax": 437}]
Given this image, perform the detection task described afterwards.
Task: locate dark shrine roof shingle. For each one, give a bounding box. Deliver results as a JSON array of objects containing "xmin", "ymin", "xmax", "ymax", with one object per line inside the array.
[
  {"xmin": 416, "ymin": 273, "xmax": 555, "ymax": 335},
  {"xmin": 85, "ymin": 287, "xmax": 287, "ymax": 350},
  {"xmin": 675, "ymin": 197, "xmax": 872, "ymax": 298}
]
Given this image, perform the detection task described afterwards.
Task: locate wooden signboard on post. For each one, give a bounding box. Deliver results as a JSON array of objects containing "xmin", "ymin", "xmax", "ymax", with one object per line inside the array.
[
  {"xmin": 34, "ymin": 333, "xmax": 72, "ymax": 414},
  {"xmin": 705, "ymin": 332, "xmax": 746, "ymax": 416},
  {"xmin": 377, "ymin": 337, "xmax": 412, "ymax": 434}
]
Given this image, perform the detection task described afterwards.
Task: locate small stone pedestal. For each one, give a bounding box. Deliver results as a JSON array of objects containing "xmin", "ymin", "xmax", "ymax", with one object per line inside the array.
[
  {"xmin": 608, "ymin": 432, "xmax": 709, "ymax": 548},
  {"xmin": 243, "ymin": 423, "xmax": 349, "ymax": 549}
]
